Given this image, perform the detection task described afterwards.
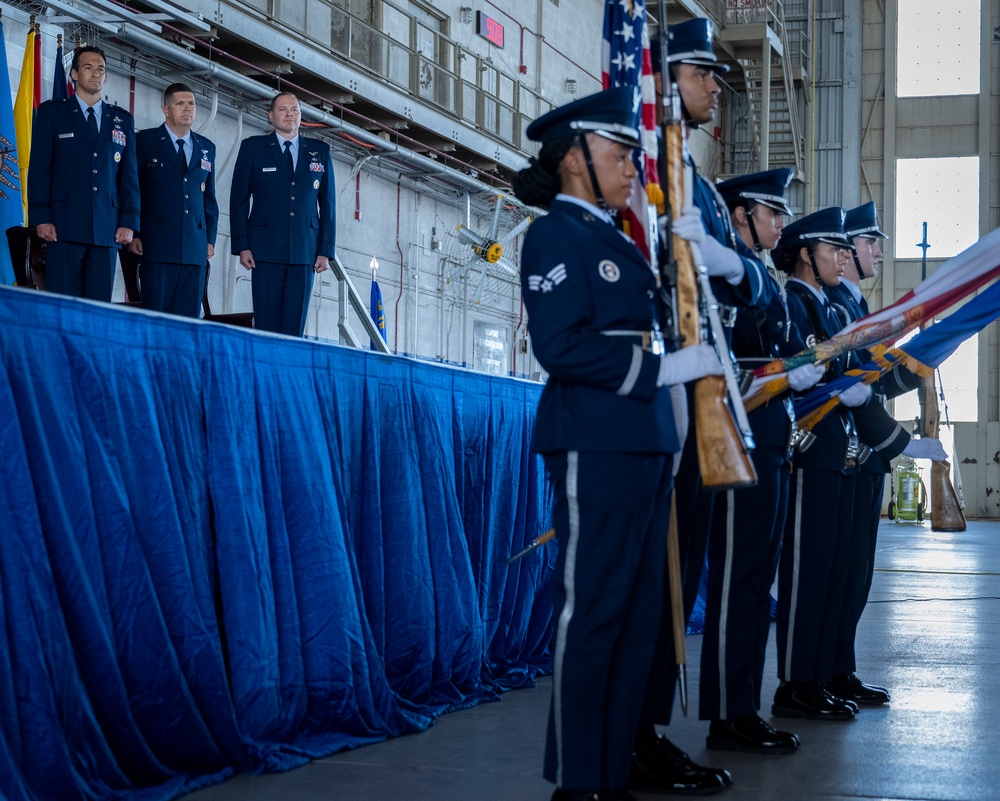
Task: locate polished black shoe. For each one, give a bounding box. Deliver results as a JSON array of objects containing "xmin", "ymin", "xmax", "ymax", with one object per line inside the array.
[
  {"xmin": 706, "ymin": 713, "xmax": 800, "ymax": 754},
  {"xmin": 551, "ymin": 790, "xmax": 637, "ymax": 801},
  {"xmin": 772, "ymin": 681, "xmax": 856, "ymax": 721},
  {"xmin": 628, "ymin": 735, "xmax": 731, "ymax": 795},
  {"xmin": 828, "ymin": 672, "xmax": 890, "ymax": 705}
]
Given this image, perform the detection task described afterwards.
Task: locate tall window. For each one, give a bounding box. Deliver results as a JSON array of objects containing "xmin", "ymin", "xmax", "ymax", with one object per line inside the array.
[
  {"xmin": 894, "ymin": 157, "xmax": 979, "ymax": 260},
  {"xmin": 896, "ymin": 0, "xmax": 981, "ymax": 97}
]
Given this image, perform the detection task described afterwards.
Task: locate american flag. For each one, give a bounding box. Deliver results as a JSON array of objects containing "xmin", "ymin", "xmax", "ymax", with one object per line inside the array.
[{"xmin": 601, "ymin": 0, "xmax": 659, "ymax": 262}]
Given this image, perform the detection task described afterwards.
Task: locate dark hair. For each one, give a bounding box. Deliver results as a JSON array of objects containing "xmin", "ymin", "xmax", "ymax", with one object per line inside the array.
[
  {"xmin": 269, "ymin": 92, "xmax": 299, "ymax": 112},
  {"xmin": 71, "ymin": 46, "xmax": 106, "ymax": 73},
  {"xmin": 511, "ymin": 137, "xmax": 576, "ymax": 209},
  {"xmin": 771, "ymin": 241, "xmax": 799, "ymax": 275},
  {"xmin": 163, "ymin": 82, "xmax": 195, "ymax": 105}
]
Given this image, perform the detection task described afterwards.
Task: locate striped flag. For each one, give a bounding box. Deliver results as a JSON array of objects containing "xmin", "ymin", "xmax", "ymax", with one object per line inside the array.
[
  {"xmin": 601, "ymin": 0, "xmax": 658, "ymax": 262},
  {"xmin": 743, "ymin": 226, "xmax": 1000, "ymax": 410},
  {"xmin": 794, "ymin": 279, "xmax": 1000, "ymax": 429}
]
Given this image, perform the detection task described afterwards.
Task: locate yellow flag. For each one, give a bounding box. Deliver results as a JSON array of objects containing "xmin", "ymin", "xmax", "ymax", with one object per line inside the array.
[{"xmin": 13, "ymin": 27, "xmax": 34, "ymax": 224}]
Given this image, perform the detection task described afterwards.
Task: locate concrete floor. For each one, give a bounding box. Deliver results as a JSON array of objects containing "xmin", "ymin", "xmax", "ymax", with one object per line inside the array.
[{"xmin": 185, "ymin": 519, "xmax": 1000, "ymax": 801}]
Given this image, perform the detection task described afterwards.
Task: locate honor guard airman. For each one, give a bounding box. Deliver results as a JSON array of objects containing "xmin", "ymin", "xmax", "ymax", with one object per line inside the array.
[{"xmin": 513, "ymin": 86, "xmax": 724, "ymax": 801}]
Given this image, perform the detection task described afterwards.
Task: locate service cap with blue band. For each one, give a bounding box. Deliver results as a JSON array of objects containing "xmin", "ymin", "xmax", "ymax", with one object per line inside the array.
[
  {"xmin": 526, "ymin": 86, "xmax": 642, "ymax": 148},
  {"xmin": 717, "ymin": 168, "xmax": 794, "ymax": 216},
  {"xmin": 844, "ymin": 201, "xmax": 888, "ymax": 239},
  {"xmin": 778, "ymin": 206, "xmax": 850, "ymax": 251},
  {"xmin": 663, "ymin": 18, "xmax": 730, "ymax": 74}
]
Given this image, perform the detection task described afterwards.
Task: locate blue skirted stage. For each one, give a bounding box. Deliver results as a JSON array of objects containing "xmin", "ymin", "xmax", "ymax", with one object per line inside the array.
[{"xmin": 0, "ymin": 286, "xmax": 554, "ymax": 801}]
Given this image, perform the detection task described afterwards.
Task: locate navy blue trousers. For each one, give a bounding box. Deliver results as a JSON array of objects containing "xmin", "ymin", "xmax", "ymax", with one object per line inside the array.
[
  {"xmin": 251, "ymin": 261, "xmax": 314, "ymax": 336},
  {"xmin": 834, "ymin": 470, "xmax": 885, "ymax": 674},
  {"xmin": 776, "ymin": 466, "xmax": 856, "ymax": 682},
  {"xmin": 140, "ymin": 261, "xmax": 206, "ymax": 318},
  {"xmin": 543, "ymin": 450, "xmax": 673, "ymax": 792},
  {"xmin": 45, "ymin": 241, "xmax": 117, "ymax": 302},
  {"xmin": 700, "ymin": 447, "xmax": 788, "ymax": 720}
]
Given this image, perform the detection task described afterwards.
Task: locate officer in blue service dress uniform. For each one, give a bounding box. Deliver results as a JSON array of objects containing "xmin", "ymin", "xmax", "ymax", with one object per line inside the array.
[
  {"xmin": 770, "ymin": 207, "xmax": 871, "ymax": 721},
  {"xmin": 28, "ymin": 46, "xmax": 140, "ymax": 302},
  {"xmin": 130, "ymin": 83, "xmax": 218, "ymax": 317},
  {"xmin": 230, "ymin": 92, "xmax": 336, "ymax": 336},
  {"xmin": 698, "ymin": 169, "xmax": 823, "ymax": 755},
  {"xmin": 630, "ymin": 20, "xmax": 766, "ymax": 795},
  {"xmin": 826, "ymin": 202, "xmax": 945, "ymax": 705},
  {"xmin": 513, "ymin": 86, "xmax": 725, "ymax": 801}
]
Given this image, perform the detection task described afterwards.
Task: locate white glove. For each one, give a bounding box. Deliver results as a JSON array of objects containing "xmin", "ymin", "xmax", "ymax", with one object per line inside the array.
[
  {"xmin": 669, "ymin": 207, "xmax": 705, "ymax": 248},
  {"xmin": 698, "ymin": 235, "xmax": 745, "ymax": 285},
  {"xmin": 837, "ymin": 382, "xmax": 871, "ymax": 408},
  {"xmin": 656, "ymin": 344, "xmax": 723, "ymax": 386},
  {"xmin": 787, "ymin": 363, "xmax": 826, "ymax": 391},
  {"xmin": 902, "ymin": 438, "xmax": 948, "ymax": 461}
]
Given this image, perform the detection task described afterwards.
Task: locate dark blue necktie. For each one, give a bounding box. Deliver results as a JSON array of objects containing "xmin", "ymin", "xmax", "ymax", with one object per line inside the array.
[
  {"xmin": 283, "ymin": 140, "xmax": 294, "ymax": 172},
  {"xmin": 87, "ymin": 106, "xmax": 98, "ymax": 139},
  {"xmin": 177, "ymin": 139, "xmax": 187, "ymax": 170}
]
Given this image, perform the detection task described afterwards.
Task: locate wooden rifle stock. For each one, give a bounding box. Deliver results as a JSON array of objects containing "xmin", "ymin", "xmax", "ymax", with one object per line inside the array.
[
  {"xmin": 922, "ymin": 372, "xmax": 966, "ymax": 531},
  {"xmin": 662, "ymin": 107, "xmax": 757, "ymax": 490}
]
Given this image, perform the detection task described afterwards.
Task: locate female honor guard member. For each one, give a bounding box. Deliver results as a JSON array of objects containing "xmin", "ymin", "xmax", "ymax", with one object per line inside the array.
[
  {"xmin": 771, "ymin": 208, "xmax": 869, "ymax": 721},
  {"xmin": 513, "ymin": 87, "xmax": 723, "ymax": 801},
  {"xmin": 698, "ymin": 169, "xmax": 822, "ymax": 754}
]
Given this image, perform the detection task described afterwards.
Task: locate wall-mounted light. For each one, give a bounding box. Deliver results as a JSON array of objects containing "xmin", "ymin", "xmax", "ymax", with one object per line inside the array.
[
  {"xmin": 565, "ymin": 79, "xmax": 578, "ymax": 94},
  {"xmin": 460, "ymin": 7, "xmax": 473, "ymax": 24}
]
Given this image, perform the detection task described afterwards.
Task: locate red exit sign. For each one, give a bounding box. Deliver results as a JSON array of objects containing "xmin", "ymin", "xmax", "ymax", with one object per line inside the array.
[{"xmin": 477, "ymin": 11, "xmax": 505, "ymax": 48}]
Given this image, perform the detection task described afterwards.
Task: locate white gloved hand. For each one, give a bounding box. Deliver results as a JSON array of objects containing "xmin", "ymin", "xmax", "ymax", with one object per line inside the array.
[
  {"xmin": 656, "ymin": 344, "xmax": 723, "ymax": 387},
  {"xmin": 902, "ymin": 437, "xmax": 948, "ymax": 461},
  {"xmin": 698, "ymin": 235, "xmax": 745, "ymax": 284},
  {"xmin": 837, "ymin": 381, "xmax": 871, "ymax": 408},
  {"xmin": 670, "ymin": 207, "xmax": 706, "ymax": 249},
  {"xmin": 786, "ymin": 363, "xmax": 826, "ymax": 391}
]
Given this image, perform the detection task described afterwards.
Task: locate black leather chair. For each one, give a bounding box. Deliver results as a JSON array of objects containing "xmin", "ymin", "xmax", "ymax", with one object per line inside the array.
[{"xmin": 6, "ymin": 226, "xmax": 46, "ymax": 290}]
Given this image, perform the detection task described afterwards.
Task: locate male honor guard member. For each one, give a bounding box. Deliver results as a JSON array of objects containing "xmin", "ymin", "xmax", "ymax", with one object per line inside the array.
[
  {"xmin": 699, "ymin": 169, "xmax": 822, "ymax": 755},
  {"xmin": 513, "ymin": 86, "xmax": 723, "ymax": 801},
  {"xmin": 230, "ymin": 92, "xmax": 336, "ymax": 336},
  {"xmin": 29, "ymin": 46, "xmax": 140, "ymax": 301},
  {"xmin": 826, "ymin": 202, "xmax": 945, "ymax": 705},
  {"xmin": 130, "ymin": 83, "xmax": 218, "ymax": 317}
]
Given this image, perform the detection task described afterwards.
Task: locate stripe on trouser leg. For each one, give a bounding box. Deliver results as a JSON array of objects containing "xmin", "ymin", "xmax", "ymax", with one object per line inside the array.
[
  {"xmin": 718, "ymin": 489, "xmax": 735, "ymax": 719},
  {"xmin": 784, "ymin": 468, "xmax": 804, "ymax": 680},
  {"xmin": 553, "ymin": 451, "xmax": 580, "ymax": 789}
]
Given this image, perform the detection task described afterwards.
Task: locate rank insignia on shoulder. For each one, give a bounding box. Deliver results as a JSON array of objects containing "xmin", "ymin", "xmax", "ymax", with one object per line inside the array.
[
  {"xmin": 598, "ymin": 260, "xmax": 620, "ymax": 282},
  {"xmin": 583, "ymin": 213, "xmax": 595, "ymax": 222},
  {"xmin": 527, "ymin": 263, "xmax": 567, "ymax": 292}
]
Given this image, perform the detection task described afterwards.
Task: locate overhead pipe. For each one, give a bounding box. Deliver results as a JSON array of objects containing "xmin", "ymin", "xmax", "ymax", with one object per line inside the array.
[{"xmin": 113, "ymin": 25, "xmax": 512, "ymax": 196}]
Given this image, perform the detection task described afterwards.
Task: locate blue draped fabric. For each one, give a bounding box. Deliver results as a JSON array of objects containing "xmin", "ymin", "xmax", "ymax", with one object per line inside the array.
[{"xmin": 0, "ymin": 286, "xmax": 554, "ymax": 801}]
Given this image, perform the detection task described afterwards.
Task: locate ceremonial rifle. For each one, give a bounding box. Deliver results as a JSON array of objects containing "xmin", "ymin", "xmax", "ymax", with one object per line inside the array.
[
  {"xmin": 654, "ymin": 2, "xmax": 757, "ymax": 491},
  {"xmin": 916, "ymin": 223, "xmax": 966, "ymax": 532}
]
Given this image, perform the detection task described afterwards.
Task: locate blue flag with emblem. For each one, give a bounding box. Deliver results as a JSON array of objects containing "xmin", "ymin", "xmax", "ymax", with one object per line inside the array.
[
  {"xmin": 0, "ymin": 18, "xmax": 22, "ymax": 285},
  {"xmin": 52, "ymin": 41, "xmax": 68, "ymax": 100},
  {"xmin": 370, "ymin": 255, "xmax": 386, "ymax": 350}
]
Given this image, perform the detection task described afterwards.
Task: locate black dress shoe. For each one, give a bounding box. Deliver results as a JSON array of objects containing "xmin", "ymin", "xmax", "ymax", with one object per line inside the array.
[
  {"xmin": 551, "ymin": 790, "xmax": 637, "ymax": 801},
  {"xmin": 772, "ymin": 681, "xmax": 856, "ymax": 721},
  {"xmin": 829, "ymin": 672, "xmax": 890, "ymax": 705},
  {"xmin": 628, "ymin": 735, "xmax": 731, "ymax": 795},
  {"xmin": 706, "ymin": 713, "xmax": 800, "ymax": 754}
]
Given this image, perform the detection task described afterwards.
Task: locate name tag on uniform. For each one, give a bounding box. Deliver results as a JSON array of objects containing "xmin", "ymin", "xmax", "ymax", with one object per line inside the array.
[
  {"xmin": 262, "ymin": 167, "xmax": 277, "ymax": 172},
  {"xmin": 58, "ymin": 133, "xmax": 74, "ymax": 139}
]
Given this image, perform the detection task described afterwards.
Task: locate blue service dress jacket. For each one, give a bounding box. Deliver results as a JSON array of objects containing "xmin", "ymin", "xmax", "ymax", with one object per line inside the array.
[
  {"xmin": 28, "ymin": 99, "xmax": 140, "ymax": 246},
  {"xmin": 229, "ymin": 134, "xmax": 336, "ymax": 264},
  {"xmin": 134, "ymin": 124, "xmax": 218, "ymax": 266},
  {"xmin": 520, "ymin": 197, "xmax": 680, "ymax": 456}
]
